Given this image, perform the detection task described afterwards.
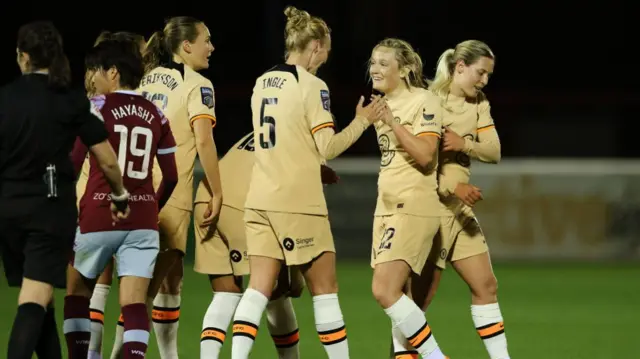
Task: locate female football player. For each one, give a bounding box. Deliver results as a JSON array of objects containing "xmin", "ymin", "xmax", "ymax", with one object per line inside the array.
[{"xmin": 368, "ymin": 38, "xmax": 450, "ymax": 359}]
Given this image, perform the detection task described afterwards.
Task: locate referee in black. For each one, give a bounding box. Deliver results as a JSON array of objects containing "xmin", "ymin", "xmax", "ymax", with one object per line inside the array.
[{"xmin": 0, "ymin": 22, "xmax": 131, "ymax": 359}]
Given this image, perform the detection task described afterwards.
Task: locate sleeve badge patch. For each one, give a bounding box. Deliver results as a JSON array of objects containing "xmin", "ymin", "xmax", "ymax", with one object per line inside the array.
[
  {"xmin": 320, "ymin": 89, "xmax": 331, "ymax": 112},
  {"xmin": 200, "ymin": 87, "xmax": 214, "ymax": 109}
]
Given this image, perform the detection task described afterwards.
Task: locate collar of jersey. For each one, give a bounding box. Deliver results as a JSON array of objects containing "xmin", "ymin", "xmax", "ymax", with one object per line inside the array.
[{"xmin": 114, "ymin": 89, "xmax": 139, "ymax": 96}]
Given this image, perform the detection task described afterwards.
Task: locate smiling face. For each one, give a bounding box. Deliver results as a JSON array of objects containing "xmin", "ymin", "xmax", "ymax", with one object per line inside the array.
[
  {"xmin": 452, "ymin": 56, "xmax": 494, "ymax": 98},
  {"xmin": 369, "ymin": 46, "xmax": 406, "ymax": 94}
]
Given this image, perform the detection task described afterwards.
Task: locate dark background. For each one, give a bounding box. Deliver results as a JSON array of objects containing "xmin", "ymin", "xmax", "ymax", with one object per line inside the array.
[{"xmin": 0, "ymin": 1, "xmax": 633, "ymax": 157}]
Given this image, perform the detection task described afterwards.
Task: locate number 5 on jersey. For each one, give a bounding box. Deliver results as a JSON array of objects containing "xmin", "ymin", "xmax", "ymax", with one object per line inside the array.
[
  {"xmin": 260, "ymin": 97, "xmax": 277, "ymax": 149},
  {"xmin": 114, "ymin": 125, "xmax": 153, "ymax": 180}
]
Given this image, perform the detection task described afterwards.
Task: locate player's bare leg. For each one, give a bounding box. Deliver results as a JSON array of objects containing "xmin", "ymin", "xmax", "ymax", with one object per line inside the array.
[
  {"xmin": 231, "ymin": 256, "xmax": 281, "ymax": 359},
  {"xmin": 201, "ymin": 274, "xmax": 243, "ymax": 358},
  {"xmin": 151, "ymin": 252, "xmax": 183, "ymax": 359},
  {"xmin": 299, "ymin": 252, "xmax": 349, "ymax": 359},
  {"xmin": 89, "ymin": 258, "xmax": 114, "ymax": 359},
  {"xmin": 372, "ymin": 260, "xmax": 446, "ymax": 359},
  {"xmin": 451, "ymin": 253, "xmax": 510, "ymax": 359}
]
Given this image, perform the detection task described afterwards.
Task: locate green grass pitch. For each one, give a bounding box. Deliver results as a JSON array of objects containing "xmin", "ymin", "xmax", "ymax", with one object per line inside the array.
[{"xmin": 1, "ymin": 261, "xmax": 638, "ymax": 358}]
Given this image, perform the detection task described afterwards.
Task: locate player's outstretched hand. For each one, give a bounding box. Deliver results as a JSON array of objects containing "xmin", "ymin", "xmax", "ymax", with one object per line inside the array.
[
  {"xmin": 442, "ymin": 126, "xmax": 465, "ymax": 152},
  {"xmin": 201, "ymin": 195, "xmax": 222, "ymax": 228},
  {"xmin": 355, "ymin": 95, "xmax": 386, "ymax": 124},
  {"xmin": 110, "ymin": 202, "xmax": 130, "ymax": 222},
  {"xmin": 321, "ymin": 164, "xmax": 340, "ymax": 184},
  {"xmin": 453, "ymin": 183, "xmax": 483, "ymax": 207}
]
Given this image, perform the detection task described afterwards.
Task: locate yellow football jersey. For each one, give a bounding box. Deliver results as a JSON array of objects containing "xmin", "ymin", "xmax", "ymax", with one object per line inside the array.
[
  {"xmin": 438, "ymin": 93, "xmax": 500, "ymax": 212},
  {"xmin": 374, "ymin": 88, "xmax": 443, "ymax": 217},
  {"xmin": 194, "ymin": 132, "xmax": 255, "ymax": 210},
  {"xmin": 245, "ymin": 64, "xmax": 342, "ymax": 215},
  {"xmin": 139, "ymin": 62, "xmax": 216, "ymax": 211}
]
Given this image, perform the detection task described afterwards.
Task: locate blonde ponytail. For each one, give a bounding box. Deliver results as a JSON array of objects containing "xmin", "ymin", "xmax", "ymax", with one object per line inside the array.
[
  {"xmin": 428, "ymin": 48, "xmax": 455, "ymax": 99},
  {"xmin": 428, "ymin": 40, "xmax": 495, "ymax": 101}
]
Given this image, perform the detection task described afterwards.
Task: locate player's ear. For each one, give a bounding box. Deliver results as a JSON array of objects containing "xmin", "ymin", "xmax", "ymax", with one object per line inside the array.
[
  {"xmin": 182, "ymin": 39, "xmax": 192, "ymax": 54},
  {"xmin": 455, "ymin": 59, "xmax": 466, "ymax": 75},
  {"xmin": 107, "ymin": 66, "xmax": 118, "ymax": 83}
]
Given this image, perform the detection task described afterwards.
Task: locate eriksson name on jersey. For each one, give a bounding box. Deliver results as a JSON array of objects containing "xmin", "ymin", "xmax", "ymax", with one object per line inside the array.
[
  {"xmin": 111, "ymin": 104, "xmax": 155, "ymax": 124},
  {"xmin": 140, "ymin": 73, "xmax": 179, "ymax": 91}
]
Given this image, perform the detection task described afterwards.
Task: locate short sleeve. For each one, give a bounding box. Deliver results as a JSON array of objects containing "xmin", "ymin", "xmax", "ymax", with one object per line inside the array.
[
  {"xmin": 477, "ymin": 99, "xmax": 495, "ymax": 134},
  {"xmin": 157, "ymin": 109, "xmax": 177, "ymax": 155},
  {"xmin": 77, "ymin": 95, "xmax": 109, "ymax": 147},
  {"xmin": 188, "ymin": 78, "xmax": 216, "ymax": 129},
  {"xmin": 305, "ymin": 78, "xmax": 335, "ymax": 135},
  {"xmin": 412, "ymin": 93, "xmax": 442, "ymax": 139}
]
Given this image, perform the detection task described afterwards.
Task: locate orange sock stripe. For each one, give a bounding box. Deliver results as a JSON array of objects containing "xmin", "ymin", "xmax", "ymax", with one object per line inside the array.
[
  {"xmin": 477, "ymin": 321, "xmax": 505, "ymax": 339},
  {"xmin": 152, "ymin": 306, "xmax": 180, "ymax": 323},
  {"xmin": 233, "ymin": 320, "xmax": 258, "ymax": 340},
  {"xmin": 117, "ymin": 313, "xmax": 124, "ymax": 326},
  {"xmin": 201, "ymin": 327, "xmax": 226, "ymax": 344},
  {"xmin": 271, "ymin": 329, "xmax": 300, "ymax": 348},
  {"xmin": 318, "ymin": 326, "xmax": 347, "ymax": 346},
  {"xmin": 407, "ymin": 322, "xmax": 432, "ymax": 349},
  {"xmin": 89, "ymin": 309, "xmax": 104, "ymax": 324},
  {"xmin": 395, "ymin": 350, "xmax": 419, "ymax": 359}
]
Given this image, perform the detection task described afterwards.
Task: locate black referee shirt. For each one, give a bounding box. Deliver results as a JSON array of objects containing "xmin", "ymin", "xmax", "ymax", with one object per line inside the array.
[{"xmin": 0, "ymin": 73, "xmax": 109, "ymax": 197}]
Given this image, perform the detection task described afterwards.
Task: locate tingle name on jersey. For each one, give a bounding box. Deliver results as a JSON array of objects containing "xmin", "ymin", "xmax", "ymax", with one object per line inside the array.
[
  {"xmin": 92, "ymin": 192, "xmax": 155, "ymax": 202},
  {"xmin": 111, "ymin": 104, "xmax": 156, "ymax": 124},
  {"xmin": 140, "ymin": 73, "xmax": 179, "ymax": 91},
  {"xmin": 262, "ymin": 76, "xmax": 287, "ymax": 89}
]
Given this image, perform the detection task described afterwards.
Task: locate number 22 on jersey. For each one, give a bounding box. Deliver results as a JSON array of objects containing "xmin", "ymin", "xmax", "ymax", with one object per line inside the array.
[
  {"xmin": 259, "ymin": 97, "xmax": 277, "ymax": 149},
  {"xmin": 114, "ymin": 124, "xmax": 153, "ymax": 180}
]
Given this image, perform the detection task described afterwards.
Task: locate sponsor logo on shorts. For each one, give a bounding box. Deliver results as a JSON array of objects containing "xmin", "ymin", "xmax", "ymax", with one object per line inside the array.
[
  {"xmin": 283, "ymin": 238, "xmax": 295, "ymax": 251},
  {"xmin": 295, "ymin": 237, "xmax": 314, "ymax": 249},
  {"xmin": 230, "ymin": 250, "xmax": 242, "ymax": 263},
  {"xmin": 440, "ymin": 249, "xmax": 448, "ymax": 260}
]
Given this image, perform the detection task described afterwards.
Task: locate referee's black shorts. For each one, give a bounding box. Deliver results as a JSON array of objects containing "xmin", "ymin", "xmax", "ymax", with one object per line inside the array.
[{"xmin": 0, "ymin": 194, "xmax": 77, "ymax": 289}]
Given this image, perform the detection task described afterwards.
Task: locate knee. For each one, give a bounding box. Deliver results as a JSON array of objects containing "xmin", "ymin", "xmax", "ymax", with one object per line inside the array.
[
  {"xmin": 160, "ymin": 267, "xmax": 183, "ymax": 295},
  {"xmin": 470, "ymin": 275, "xmax": 498, "ymax": 303},
  {"xmin": 306, "ymin": 276, "xmax": 338, "ymax": 296},
  {"xmin": 210, "ymin": 275, "xmax": 243, "ymax": 294},
  {"xmin": 371, "ymin": 276, "xmax": 402, "ymax": 309}
]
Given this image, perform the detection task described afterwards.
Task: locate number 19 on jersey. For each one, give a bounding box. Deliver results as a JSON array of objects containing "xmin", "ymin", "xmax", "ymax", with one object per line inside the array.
[{"xmin": 114, "ymin": 124, "xmax": 153, "ymax": 180}]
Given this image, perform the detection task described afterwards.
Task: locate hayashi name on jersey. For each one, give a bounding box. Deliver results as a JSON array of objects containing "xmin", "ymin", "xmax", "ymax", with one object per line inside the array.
[
  {"xmin": 111, "ymin": 104, "xmax": 157, "ymax": 124},
  {"xmin": 91, "ymin": 192, "xmax": 156, "ymax": 202},
  {"xmin": 140, "ymin": 72, "xmax": 179, "ymax": 91}
]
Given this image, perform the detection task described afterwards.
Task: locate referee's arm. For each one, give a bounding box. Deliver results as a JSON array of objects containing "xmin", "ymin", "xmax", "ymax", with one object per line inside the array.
[{"xmin": 73, "ymin": 101, "xmax": 126, "ymax": 197}]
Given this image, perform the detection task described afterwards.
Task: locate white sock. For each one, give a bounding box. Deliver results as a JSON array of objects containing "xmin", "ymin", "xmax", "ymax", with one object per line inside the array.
[
  {"xmin": 313, "ymin": 293, "xmax": 350, "ymax": 359},
  {"xmin": 200, "ymin": 292, "xmax": 242, "ymax": 359},
  {"xmin": 153, "ymin": 293, "xmax": 181, "ymax": 359},
  {"xmin": 88, "ymin": 284, "xmax": 110, "ymax": 359},
  {"xmin": 384, "ymin": 295, "xmax": 445, "ymax": 359},
  {"xmin": 266, "ymin": 297, "xmax": 300, "ymax": 359},
  {"xmin": 231, "ymin": 288, "xmax": 269, "ymax": 359},
  {"xmin": 109, "ymin": 314, "xmax": 124, "ymax": 359},
  {"xmin": 472, "ymin": 303, "xmax": 510, "ymax": 359},
  {"xmin": 391, "ymin": 326, "xmax": 419, "ymax": 358}
]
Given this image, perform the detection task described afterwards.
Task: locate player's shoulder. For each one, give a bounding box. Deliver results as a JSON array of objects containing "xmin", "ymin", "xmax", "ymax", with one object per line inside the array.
[
  {"xmin": 475, "ymin": 91, "xmax": 491, "ymax": 112},
  {"xmin": 184, "ymin": 65, "xmax": 213, "ymax": 88},
  {"xmin": 299, "ymin": 67, "xmax": 327, "ymax": 90}
]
